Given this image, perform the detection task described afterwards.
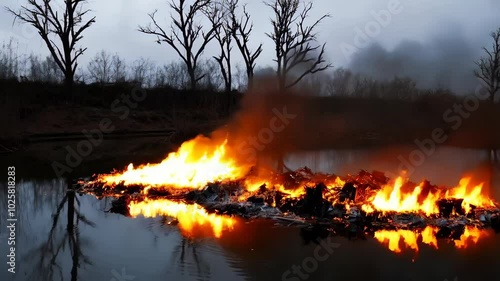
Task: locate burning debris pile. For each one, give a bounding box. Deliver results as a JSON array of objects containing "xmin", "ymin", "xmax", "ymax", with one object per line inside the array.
[
  {"xmin": 77, "ymin": 167, "xmax": 500, "ymax": 250},
  {"xmin": 74, "ymin": 134, "xmax": 500, "ymax": 254}
]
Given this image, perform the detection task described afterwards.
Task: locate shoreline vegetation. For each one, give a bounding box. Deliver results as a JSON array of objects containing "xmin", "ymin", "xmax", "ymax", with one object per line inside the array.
[{"xmin": 1, "ymin": 78, "xmax": 500, "ymax": 155}]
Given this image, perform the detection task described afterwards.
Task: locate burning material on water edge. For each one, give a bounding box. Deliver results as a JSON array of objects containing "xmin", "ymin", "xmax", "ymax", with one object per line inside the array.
[{"xmin": 76, "ymin": 168, "xmax": 500, "ymax": 249}]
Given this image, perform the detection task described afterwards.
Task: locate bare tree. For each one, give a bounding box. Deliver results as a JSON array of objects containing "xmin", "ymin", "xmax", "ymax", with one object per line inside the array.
[
  {"xmin": 87, "ymin": 50, "xmax": 112, "ymax": 84},
  {"xmin": 110, "ymin": 54, "xmax": 127, "ymax": 83},
  {"xmin": 197, "ymin": 58, "xmax": 224, "ymax": 90},
  {"xmin": 138, "ymin": 0, "xmax": 219, "ymax": 90},
  {"xmin": 227, "ymin": 0, "xmax": 263, "ymax": 90},
  {"xmin": 474, "ymin": 28, "xmax": 500, "ymax": 102},
  {"xmin": 130, "ymin": 58, "xmax": 155, "ymax": 88},
  {"xmin": 25, "ymin": 54, "xmax": 61, "ymax": 82},
  {"xmin": 297, "ymin": 71, "xmax": 328, "ymax": 95},
  {"xmin": 233, "ymin": 63, "xmax": 247, "ymax": 91},
  {"xmin": 326, "ymin": 67, "xmax": 353, "ymax": 96},
  {"xmin": 42, "ymin": 55, "xmax": 63, "ymax": 82},
  {"xmin": 161, "ymin": 61, "xmax": 190, "ymax": 89},
  {"xmin": 474, "ymin": 28, "xmax": 500, "ymax": 163},
  {"xmin": 207, "ymin": 1, "xmax": 232, "ymax": 92},
  {"xmin": 386, "ymin": 76, "xmax": 417, "ymax": 100},
  {"xmin": 8, "ymin": 0, "xmax": 95, "ymax": 91},
  {"xmin": 265, "ymin": 0, "xmax": 331, "ymax": 91},
  {"xmin": 83, "ymin": 53, "xmax": 125, "ymax": 83},
  {"xmin": 351, "ymin": 74, "xmax": 377, "ymax": 98},
  {"xmin": 26, "ymin": 54, "xmax": 42, "ymax": 81},
  {"xmin": 0, "ymin": 38, "xmax": 20, "ymax": 80}
]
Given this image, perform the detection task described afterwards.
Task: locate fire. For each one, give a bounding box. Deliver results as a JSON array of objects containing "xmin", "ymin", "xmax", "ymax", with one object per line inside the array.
[
  {"xmin": 421, "ymin": 226, "xmax": 438, "ymax": 249},
  {"xmin": 374, "ymin": 228, "xmax": 420, "ymax": 253},
  {"xmin": 362, "ymin": 177, "xmax": 496, "ymax": 215},
  {"xmin": 445, "ymin": 178, "xmax": 496, "ymax": 213},
  {"xmin": 129, "ymin": 199, "xmax": 237, "ymax": 238},
  {"xmin": 244, "ymin": 181, "xmax": 309, "ymax": 198},
  {"xmin": 243, "ymin": 176, "xmax": 346, "ymax": 199},
  {"xmin": 97, "ymin": 135, "xmax": 250, "ymax": 189},
  {"xmin": 454, "ymin": 226, "xmax": 489, "ymax": 248},
  {"xmin": 91, "ymin": 132, "xmax": 497, "ymax": 223},
  {"xmin": 374, "ymin": 226, "xmax": 490, "ymax": 254}
]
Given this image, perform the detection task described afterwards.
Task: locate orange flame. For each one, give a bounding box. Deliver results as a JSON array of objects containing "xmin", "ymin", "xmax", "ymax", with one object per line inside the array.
[
  {"xmin": 374, "ymin": 228, "xmax": 420, "ymax": 253},
  {"xmin": 128, "ymin": 199, "xmax": 237, "ymax": 238},
  {"xmin": 445, "ymin": 178, "xmax": 496, "ymax": 213},
  {"xmin": 421, "ymin": 226, "xmax": 439, "ymax": 249},
  {"xmin": 362, "ymin": 177, "xmax": 496, "ymax": 215},
  {"xmin": 243, "ymin": 176, "xmax": 346, "ymax": 200},
  {"xmin": 97, "ymin": 136, "xmax": 249, "ymax": 189},
  {"xmin": 454, "ymin": 226, "xmax": 489, "ymax": 248},
  {"xmin": 374, "ymin": 226, "xmax": 490, "ymax": 254},
  {"xmin": 94, "ymin": 134, "xmax": 497, "ymax": 218}
]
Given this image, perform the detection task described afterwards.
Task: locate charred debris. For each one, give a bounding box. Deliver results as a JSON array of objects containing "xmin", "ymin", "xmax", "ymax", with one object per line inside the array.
[{"xmin": 75, "ymin": 168, "xmax": 500, "ymax": 238}]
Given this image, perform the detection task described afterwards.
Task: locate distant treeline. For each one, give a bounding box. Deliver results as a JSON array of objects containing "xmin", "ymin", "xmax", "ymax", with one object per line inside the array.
[
  {"xmin": 0, "ymin": 78, "xmax": 241, "ymax": 114},
  {"xmin": 0, "ymin": 39, "xmax": 245, "ymax": 91},
  {"xmin": 1, "ymin": 38, "xmax": 466, "ymax": 101}
]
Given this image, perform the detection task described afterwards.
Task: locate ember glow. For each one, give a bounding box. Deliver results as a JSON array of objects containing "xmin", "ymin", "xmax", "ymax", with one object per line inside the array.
[
  {"xmin": 421, "ymin": 226, "xmax": 439, "ymax": 249},
  {"xmin": 374, "ymin": 226, "xmax": 490, "ymax": 253},
  {"xmin": 454, "ymin": 226, "xmax": 489, "ymax": 248},
  {"xmin": 97, "ymin": 135, "xmax": 249, "ymax": 189},
  {"xmin": 374, "ymin": 228, "xmax": 421, "ymax": 253},
  {"xmin": 88, "ymin": 133, "xmax": 500, "ymax": 252},
  {"xmin": 93, "ymin": 132, "xmax": 498, "ymax": 218},
  {"xmin": 445, "ymin": 178, "xmax": 496, "ymax": 213},
  {"xmin": 361, "ymin": 177, "xmax": 496, "ymax": 216},
  {"xmin": 129, "ymin": 199, "xmax": 237, "ymax": 238},
  {"xmin": 95, "ymin": 135, "xmax": 496, "ymax": 216}
]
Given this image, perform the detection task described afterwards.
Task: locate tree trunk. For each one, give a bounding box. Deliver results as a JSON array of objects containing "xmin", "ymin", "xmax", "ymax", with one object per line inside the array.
[
  {"xmin": 247, "ymin": 69, "xmax": 254, "ymax": 91},
  {"xmin": 67, "ymin": 189, "xmax": 75, "ymax": 232},
  {"xmin": 226, "ymin": 65, "xmax": 232, "ymax": 93},
  {"xmin": 188, "ymin": 68, "xmax": 196, "ymax": 90},
  {"xmin": 64, "ymin": 70, "xmax": 74, "ymax": 103}
]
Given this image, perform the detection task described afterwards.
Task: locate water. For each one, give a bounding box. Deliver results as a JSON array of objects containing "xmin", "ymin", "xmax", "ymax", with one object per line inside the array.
[{"xmin": 1, "ymin": 146, "xmax": 500, "ymax": 281}]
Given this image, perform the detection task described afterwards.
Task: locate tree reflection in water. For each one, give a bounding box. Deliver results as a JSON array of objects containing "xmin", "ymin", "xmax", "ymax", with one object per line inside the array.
[
  {"xmin": 169, "ymin": 237, "xmax": 211, "ymax": 281},
  {"xmin": 26, "ymin": 182, "xmax": 95, "ymax": 281}
]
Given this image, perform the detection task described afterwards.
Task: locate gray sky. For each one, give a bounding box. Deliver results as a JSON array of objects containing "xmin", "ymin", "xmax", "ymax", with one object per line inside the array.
[{"xmin": 1, "ymin": 0, "xmax": 499, "ymax": 91}]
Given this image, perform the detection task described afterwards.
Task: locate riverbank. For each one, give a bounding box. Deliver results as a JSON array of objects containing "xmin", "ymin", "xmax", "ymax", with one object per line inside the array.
[{"xmin": 2, "ymin": 80, "xmax": 500, "ymax": 179}]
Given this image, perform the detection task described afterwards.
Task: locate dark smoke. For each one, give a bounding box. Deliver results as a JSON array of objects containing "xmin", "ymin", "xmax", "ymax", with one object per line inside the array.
[{"xmin": 348, "ymin": 25, "xmax": 483, "ymax": 94}]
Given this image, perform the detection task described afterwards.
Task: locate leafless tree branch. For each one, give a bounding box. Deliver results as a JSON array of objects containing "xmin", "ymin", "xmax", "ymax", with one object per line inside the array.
[
  {"xmin": 138, "ymin": 0, "xmax": 219, "ymax": 90},
  {"xmin": 7, "ymin": 0, "xmax": 95, "ymax": 90},
  {"xmin": 474, "ymin": 28, "xmax": 500, "ymax": 101},
  {"xmin": 228, "ymin": 0, "xmax": 262, "ymax": 90},
  {"xmin": 265, "ymin": 0, "xmax": 331, "ymax": 91},
  {"xmin": 206, "ymin": 0, "xmax": 233, "ymax": 92}
]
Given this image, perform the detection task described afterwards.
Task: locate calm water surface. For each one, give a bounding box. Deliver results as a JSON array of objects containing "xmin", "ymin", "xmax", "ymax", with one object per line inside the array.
[{"xmin": 1, "ymin": 146, "xmax": 500, "ymax": 281}]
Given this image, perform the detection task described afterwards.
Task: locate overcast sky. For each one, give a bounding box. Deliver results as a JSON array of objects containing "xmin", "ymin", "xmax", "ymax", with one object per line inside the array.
[{"xmin": 1, "ymin": 0, "xmax": 499, "ymax": 91}]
